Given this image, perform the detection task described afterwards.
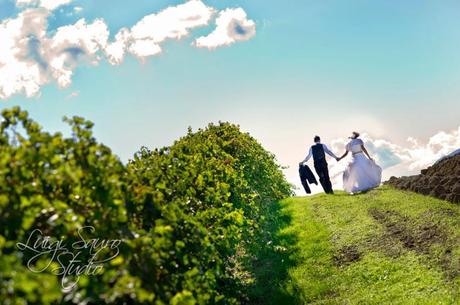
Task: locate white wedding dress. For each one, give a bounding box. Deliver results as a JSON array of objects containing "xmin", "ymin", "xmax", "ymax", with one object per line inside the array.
[{"xmin": 343, "ymin": 138, "xmax": 382, "ymax": 193}]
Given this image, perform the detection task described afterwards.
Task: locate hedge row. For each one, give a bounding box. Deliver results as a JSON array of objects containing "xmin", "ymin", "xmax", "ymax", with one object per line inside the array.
[{"xmin": 0, "ymin": 107, "xmax": 292, "ymax": 305}]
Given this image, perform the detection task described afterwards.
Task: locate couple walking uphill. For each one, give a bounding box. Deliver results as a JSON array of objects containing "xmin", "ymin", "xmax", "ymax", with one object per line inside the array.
[{"xmin": 299, "ymin": 132, "xmax": 382, "ymax": 195}]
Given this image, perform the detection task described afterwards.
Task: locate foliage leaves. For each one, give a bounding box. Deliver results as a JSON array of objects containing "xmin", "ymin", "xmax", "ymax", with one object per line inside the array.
[{"xmin": 0, "ymin": 107, "xmax": 292, "ymax": 305}]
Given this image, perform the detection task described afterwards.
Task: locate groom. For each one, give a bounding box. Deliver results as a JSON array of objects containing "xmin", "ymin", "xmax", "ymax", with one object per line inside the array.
[{"xmin": 299, "ymin": 135, "xmax": 338, "ymax": 194}]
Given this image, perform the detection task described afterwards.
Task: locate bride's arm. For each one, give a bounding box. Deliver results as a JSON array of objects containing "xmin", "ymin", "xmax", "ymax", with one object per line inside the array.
[
  {"xmin": 361, "ymin": 144, "xmax": 373, "ymax": 161},
  {"xmin": 337, "ymin": 150, "xmax": 348, "ymax": 161}
]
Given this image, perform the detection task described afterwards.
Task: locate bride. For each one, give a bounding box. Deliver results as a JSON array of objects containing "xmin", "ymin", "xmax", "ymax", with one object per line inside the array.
[{"xmin": 337, "ymin": 132, "xmax": 382, "ymax": 193}]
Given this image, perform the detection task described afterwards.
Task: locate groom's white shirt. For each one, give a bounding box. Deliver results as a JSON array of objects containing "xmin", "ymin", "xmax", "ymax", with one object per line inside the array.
[{"xmin": 301, "ymin": 143, "xmax": 338, "ymax": 163}]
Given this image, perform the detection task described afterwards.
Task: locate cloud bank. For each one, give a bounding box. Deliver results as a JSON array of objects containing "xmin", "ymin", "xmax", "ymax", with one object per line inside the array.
[
  {"xmin": 326, "ymin": 126, "xmax": 460, "ymax": 190},
  {"xmin": 0, "ymin": 0, "xmax": 256, "ymax": 99}
]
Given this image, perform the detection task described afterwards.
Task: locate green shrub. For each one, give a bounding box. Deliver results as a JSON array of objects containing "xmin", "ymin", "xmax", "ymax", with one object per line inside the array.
[{"xmin": 0, "ymin": 108, "xmax": 292, "ymax": 305}]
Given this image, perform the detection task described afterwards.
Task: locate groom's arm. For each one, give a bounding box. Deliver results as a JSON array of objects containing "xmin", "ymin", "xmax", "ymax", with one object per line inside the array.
[
  {"xmin": 299, "ymin": 148, "xmax": 312, "ymax": 164},
  {"xmin": 323, "ymin": 144, "xmax": 338, "ymax": 159}
]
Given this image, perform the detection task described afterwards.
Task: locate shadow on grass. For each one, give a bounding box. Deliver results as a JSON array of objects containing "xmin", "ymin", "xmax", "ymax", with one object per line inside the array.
[
  {"xmin": 244, "ymin": 200, "xmax": 300, "ymax": 305},
  {"xmin": 334, "ymin": 187, "xmax": 385, "ymax": 197}
]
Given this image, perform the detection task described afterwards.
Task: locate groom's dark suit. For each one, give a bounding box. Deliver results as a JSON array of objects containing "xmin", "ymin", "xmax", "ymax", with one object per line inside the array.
[
  {"xmin": 311, "ymin": 143, "xmax": 334, "ymax": 194},
  {"xmin": 299, "ymin": 164, "xmax": 317, "ymax": 194}
]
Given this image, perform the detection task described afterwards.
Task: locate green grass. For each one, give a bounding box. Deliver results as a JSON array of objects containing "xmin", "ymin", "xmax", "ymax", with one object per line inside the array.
[{"xmin": 249, "ymin": 186, "xmax": 460, "ymax": 305}]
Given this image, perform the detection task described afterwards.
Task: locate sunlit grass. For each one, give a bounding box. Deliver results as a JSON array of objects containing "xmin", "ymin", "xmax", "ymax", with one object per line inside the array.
[{"xmin": 250, "ymin": 186, "xmax": 460, "ymax": 304}]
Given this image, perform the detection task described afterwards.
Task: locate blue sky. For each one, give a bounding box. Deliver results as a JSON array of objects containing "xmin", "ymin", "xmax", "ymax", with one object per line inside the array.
[{"xmin": 1, "ymin": 0, "xmax": 460, "ymax": 191}]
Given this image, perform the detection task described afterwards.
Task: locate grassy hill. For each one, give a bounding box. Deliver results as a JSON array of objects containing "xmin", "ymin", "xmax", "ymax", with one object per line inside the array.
[{"xmin": 250, "ymin": 186, "xmax": 460, "ymax": 305}]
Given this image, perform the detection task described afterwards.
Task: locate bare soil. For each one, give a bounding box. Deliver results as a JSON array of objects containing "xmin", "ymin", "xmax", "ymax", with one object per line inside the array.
[{"xmin": 385, "ymin": 154, "xmax": 460, "ymax": 203}]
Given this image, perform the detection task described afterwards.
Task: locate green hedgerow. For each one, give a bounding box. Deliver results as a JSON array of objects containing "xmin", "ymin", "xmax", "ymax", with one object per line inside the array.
[{"xmin": 0, "ymin": 108, "xmax": 292, "ymax": 305}]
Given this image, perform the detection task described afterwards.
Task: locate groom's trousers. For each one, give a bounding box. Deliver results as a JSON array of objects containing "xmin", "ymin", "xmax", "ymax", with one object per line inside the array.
[{"xmin": 314, "ymin": 161, "xmax": 333, "ymax": 194}]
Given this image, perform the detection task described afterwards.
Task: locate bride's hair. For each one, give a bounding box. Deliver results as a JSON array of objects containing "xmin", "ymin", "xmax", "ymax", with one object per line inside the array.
[{"xmin": 352, "ymin": 131, "xmax": 360, "ymax": 139}]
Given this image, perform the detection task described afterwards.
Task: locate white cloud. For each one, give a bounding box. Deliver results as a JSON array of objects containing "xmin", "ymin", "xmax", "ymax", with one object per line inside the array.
[
  {"xmin": 127, "ymin": 39, "xmax": 162, "ymax": 58},
  {"xmin": 0, "ymin": 9, "xmax": 50, "ymax": 99},
  {"xmin": 396, "ymin": 127, "xmax": 460, "ymax": 170},
  {"xmin": 48, "ymin": 18, "xmax": 109, "ymax": 87},
  {"xmin": 104, "ymin": 28, "xmax": 130, "ymax": 65},
  {"xmin": 0, "ymin": 0, "xmax": 256, "ymax": 99},
  {"xmin": 106, "ymin": 0, "xmax": 215, "ymax": 62},
  {"xmin": 40, "ymin": 0, "xmax": 72, "ymax": 11},
  {"xmin": 194, "ymin": 8, "xmax": 256, "ymax": 49},
  {"xmin": 0, "ymin": 9, "xmax": 111, "ymax": 99},
  {"xmin": 16, "ymin": 0, "xmax": 73, "ymax": 11}
]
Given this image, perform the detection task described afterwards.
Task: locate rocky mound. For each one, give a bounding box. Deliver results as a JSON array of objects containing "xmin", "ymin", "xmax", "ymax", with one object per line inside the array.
[{"xmin": 385, "ymin": 154, "xmax": 460, "ymax": 203}]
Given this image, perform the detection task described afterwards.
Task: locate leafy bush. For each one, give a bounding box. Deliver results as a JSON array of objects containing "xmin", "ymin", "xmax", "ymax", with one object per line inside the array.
[{"xmin": 0, "ymin": 108, "xmax": 292, "ymax": 305}]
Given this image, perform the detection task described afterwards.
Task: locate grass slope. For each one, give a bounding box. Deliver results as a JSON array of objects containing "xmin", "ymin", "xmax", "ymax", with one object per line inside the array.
[{"xmin": 250, "ymin": 186, "xmax": 460, "ymax": 305}]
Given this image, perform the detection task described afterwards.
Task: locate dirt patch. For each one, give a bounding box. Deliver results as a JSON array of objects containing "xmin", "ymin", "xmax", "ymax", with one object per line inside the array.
[
  {"xmin": 366, "ymin": 232, "xmax": 403, "ymax": 258},
  {"xmin": 368, "ymin": 208, "xmax": 460, "ymax": 282},
  {"xmin": 333, "ymin": 244, "xmax": 361, "ymax": 266},
  {"xmin": 420, "ymin": 207, "xmax": 459, "ymax": 219},
  {"xmin": 368, "ymin": 208, "xmax": 447, "ymax": 253}
]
